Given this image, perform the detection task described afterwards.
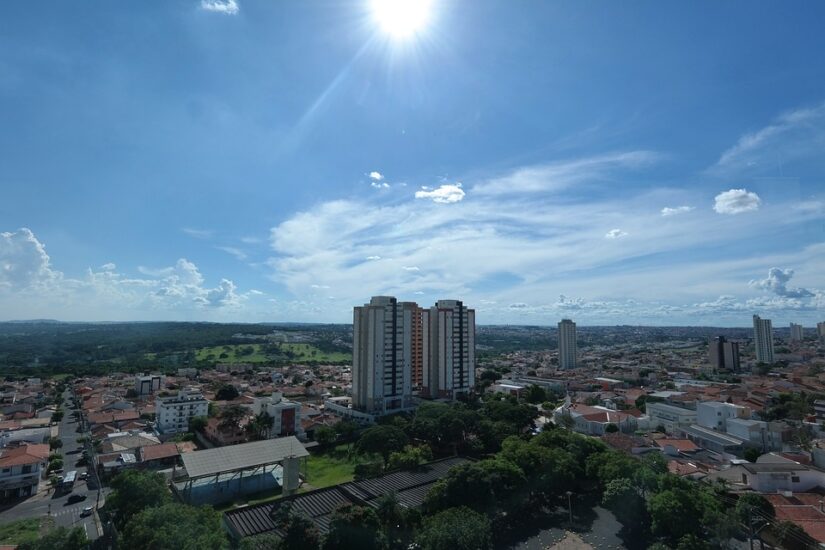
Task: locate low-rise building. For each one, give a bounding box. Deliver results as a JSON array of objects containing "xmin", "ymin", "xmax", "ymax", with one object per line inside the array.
[
  {"xmin": 135, "ymin": 373, "xmax": 164, "ymax": 395},
  {"xmin": 0, "ymin": 443, "xmax": 49, "ymax": 499},
  {"xmin": 249, "ymin": 392, "xmax": 303, "ymax": 439},
  {"xmin": 646, "ymin": 402, "xmax": 698, "ymax": 433},
  {"xmin": 696, "ymin": 401, "xmax": 749, "ymax": 432}
]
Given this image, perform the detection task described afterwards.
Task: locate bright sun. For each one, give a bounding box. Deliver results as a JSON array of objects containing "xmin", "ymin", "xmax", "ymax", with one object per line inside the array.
[{"xmin": 370, "ymin": 0, "xmax": 434, "ymax": 39}]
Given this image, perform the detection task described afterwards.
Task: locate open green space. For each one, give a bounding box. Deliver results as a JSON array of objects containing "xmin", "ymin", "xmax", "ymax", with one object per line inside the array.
[
  {"xmin": 0, "ymin": 518, "xmax": 43, "ymax": 545},
  {"xmin": 304, "ymin": 443, "xmax": 371, "ymax": 488},
  {"xmin": 280, "ymin": 343, "xmax": 350, "ymax": 363},
  {"xmin": 195, "ymin": 344, "xmax": 269, "ymax": 363}
]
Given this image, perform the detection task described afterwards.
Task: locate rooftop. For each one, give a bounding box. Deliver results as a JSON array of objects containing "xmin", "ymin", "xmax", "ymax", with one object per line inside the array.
[{"xmin": 181, "ymin": 436, "xmax": 309, "ymax": 479}]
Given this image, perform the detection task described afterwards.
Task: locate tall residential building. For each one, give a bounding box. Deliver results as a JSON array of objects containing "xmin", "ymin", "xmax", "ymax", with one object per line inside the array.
[
  {"xmin": 558, "ymin": 319, "xmax": 577, "ymax": 369},
  {"xmin": 423, "ymin": 300, "xmax": 476, "ymax": 399},
  {"xmin": 410, "ymin": 305, "xmax": 426, "ymax": 389},
  {"xmin": 709, "ymin": 336, "xmax": 740, "ymax": 371},
  {"xmin": 135, "ymin": 373, "xmax": 163, "ymax": 395},
  {"xmin": 156, "ymin": 389, "xmax": 209, "ymax": 434},
  {"xmin": 753, "ymin": 315, "xmax": 775, "ymax": 364},
  {"xmin": 352, "ymin": 296, "xmax": 415, "ymax": 416},
  {"xmin": 818, "ymin": 322, "xmax": 825, "ymax": 344},
  {"xmin": 790, "ymin": 323, "xmax": 804, "ymax": 342}
]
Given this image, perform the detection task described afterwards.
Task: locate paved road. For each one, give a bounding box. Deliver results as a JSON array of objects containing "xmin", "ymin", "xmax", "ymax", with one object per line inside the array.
[{"xmin": 0, "ymin": 389, "xmax": 107, "ymax": 540}]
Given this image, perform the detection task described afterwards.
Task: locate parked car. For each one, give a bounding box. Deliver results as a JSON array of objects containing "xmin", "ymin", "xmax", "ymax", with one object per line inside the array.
[
  {"xmin": 80, "ymin": 506, "xmax": 94, "ymax": 517},
  {"xmin": 67, "ymin": 493, "xmax": 86, "ymax": 504},
  {"xmin": 79, "ymin": 472, "xmax": 89, "ymax": 480}
]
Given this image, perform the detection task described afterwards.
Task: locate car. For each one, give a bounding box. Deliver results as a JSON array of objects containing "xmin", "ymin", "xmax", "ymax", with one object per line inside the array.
[
  {"xmin": 79, "ymin": 472, "xmax": 89, "ymax": 480},
  {"xmin": 80, "ymin": 506, "xmax": 94, "ymax": 517},
  {"xmin": 67, "ymin": 493, "xmax": 87, "ymax": 504}
]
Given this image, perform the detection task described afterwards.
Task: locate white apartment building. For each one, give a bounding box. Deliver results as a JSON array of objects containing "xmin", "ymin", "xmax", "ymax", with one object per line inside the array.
[
  {"xmin": 558, "ymin": 319, "xmax": 577, "ymax": 369},
  {"xmin": 753, "ymin": 315, "xmax": 775, "ymax": 364},
  {"xmin": 155, "ymin": 389, "xmax": 209, "ymax": 434},
  {"xmin": 646, "ymin": 402, "xmax": 697, "ymax": 433},
  {"xmin": 818, "ymin": 321, "xmax": 825, "ymax": 344},
  {"xmin": 696, "ymin": 401, "xmax": 749, "ymax": 432},
  {"xmin": 250, "ymin": 392, "xmax": 303, "ymax": 439},
  {"xmin": 423, "ymin": 299, "xmax": 476, "ymax": 400},
  {"xmin": 135, "ymin": 373, "xmax": 164, "ymax": 395},
  {"xmin": 352, "ymin": 296, "xmax": 416, "ymax": 416},
  {"xmin": 789, "ymin": 323, "xmax": 804, "ymax": 342}
]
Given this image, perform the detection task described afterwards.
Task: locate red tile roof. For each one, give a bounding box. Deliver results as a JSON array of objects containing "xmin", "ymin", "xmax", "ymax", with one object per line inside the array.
[
  {"xmin": 655, "ymin": 439, "xmax": 700, "ymax": 453},
  {"xmin": 140, "ymin": 443, "xmax": 180, "ymax": 462},
  {"xmin": 0, "ymin": 443, "xmax": 49, "ymax": 467}
]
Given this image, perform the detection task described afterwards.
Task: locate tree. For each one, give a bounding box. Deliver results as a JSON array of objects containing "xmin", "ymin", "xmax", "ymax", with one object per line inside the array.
[
  {"xmin": 334, "ymin": 420, "xmax": 359, "ymax": 440},
  {"xmin": 415, "ymin": 506, "xmax": 492, "ymax": 550},
  {"xmin": 734, "ymin": 493, "xmax": 774, "ymax": 525},
  {"xmin": 47, "ymin": 458, "xmax": 63, "ymax": 473},
  {"xmin": 120, "ymin": 502, "xmax": 227, "ymax": 550},
  {"xmin": 48, "ymin": 436, "xmax": 63, "ymax": 450},
  {"xmin": 602, "ymin": 478, "xmax": 648, "ymax": 533},
  {"xmin": 18, "ymin": 526, "xmax": 87, "ymax": 550},
  {"xmin": 356, "ymin": 425, "xmax": 409, "ymax": 464},
  {"xmin": 388, "ymin": 445, "xmax": 433, "ymax": 470},
  {"xmin": 108, "ymin": 470, "xmax": 171, "ymax": 529},
  {"xmin": 219, "ymin": 404, "xmax": 248, "ymax": 430},
  {"xmin": 215, "ymin": 383, "xmax": 239, "ymax": 401},
  {"xmin": 51, "ymin": 410, "xmax": 64, "ymax": 423},
  {"xmin": 774, "ymin": 520, "xmax": 817, "ymax": 550},
  {"xmin": 188, "ymin": 415, "xmax": 208, "ymax": 433},
  {"xmin": 270, "ymin": 507, "xmax": 322, "ymax": 550},
  {"xmin": 322, "ymin": 504, "xmax": 387, "ymax": 550},
  {"xmin": 525, "ymin": 385, "xmax": 547, "ymax": 404},
  {"xmin": 605, "ymin": 423, "xmax": 619, "ymax": 433},
  {"xmin": 246, "ymin": 411, "xmax": 274, "ymax": 440},
  {"xmin": 314, "ymin": 425, "xmax": 337, "ymax": 447}
]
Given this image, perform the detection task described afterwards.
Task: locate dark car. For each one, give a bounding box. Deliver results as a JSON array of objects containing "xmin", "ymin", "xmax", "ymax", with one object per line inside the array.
[{"xmin": 67, "ymin": 493, "xmax": 87, "ymax": 504}]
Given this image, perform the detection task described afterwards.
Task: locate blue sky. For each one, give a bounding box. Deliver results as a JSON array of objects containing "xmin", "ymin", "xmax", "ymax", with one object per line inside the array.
[{"xmin": 1, "ymin": 0, "xmax": 824, "ymax": 325}]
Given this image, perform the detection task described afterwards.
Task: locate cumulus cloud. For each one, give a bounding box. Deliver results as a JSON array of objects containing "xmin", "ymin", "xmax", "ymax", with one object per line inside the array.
[
  {"xmin": 749, "ymin": 267, "xmax": 815, "ymax": 298},
  {"xmin": 100, "ymin": 263, "xmax": 117, "ymax": 271},
  {"xmin": 371, "ymin": 181, "xmax": 390, "ymax": 189},
  {"xmin": 414, "ymin": 183, "xmax": 465, "ymax": 204},
  {"xmin": 0, "ymin": 228, "xmax": 60, "ymax": 290},
  {"xmin": 369, "ymin": 171, "xmax": 384, "ymax": 181},
  {"xmin": 661, "ymin": 206, "xmax": 694, "ymax": 217},
  {"xmin": 605, "ymin": 229, "xmax": 628, "ymax": 239},
  {"xmin": 509, "ymin": 302, "xmax": 528, "ymax": 309},
  {"xmin": 713, "ymin": 189, "xmax": 761, "ymax": 214},
  {"xmin": 200, "ymin": 0, "xmax": 239, "ymax": 14}
]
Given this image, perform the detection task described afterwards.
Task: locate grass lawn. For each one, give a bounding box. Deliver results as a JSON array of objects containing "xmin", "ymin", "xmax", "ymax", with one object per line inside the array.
[
  {"xmin": 195, "ymin": 344, "xmax": 269, "ymax": 363},
  {"xmin": 0, "ymin": 518, "xmax": 43, "ymax": 545},
  {"xmin": 304, "ymin": 443, "xmax": 373, "ymax": 489},
  {"xmin": 279, "ymin": 343, "xmax": 350, "ymax": 363}
]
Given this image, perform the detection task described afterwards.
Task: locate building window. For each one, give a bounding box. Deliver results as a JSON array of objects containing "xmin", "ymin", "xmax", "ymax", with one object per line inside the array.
[{"xmin": 792, "ymin": 476, "xmax": 800, "ymax": 483}]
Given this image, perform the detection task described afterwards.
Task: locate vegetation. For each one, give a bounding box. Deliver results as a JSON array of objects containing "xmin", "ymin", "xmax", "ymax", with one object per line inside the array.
[
  {"xmin": 415, "ymin": 507, "xmax": 493, "ymax": 550},
  {"xmin": 305, "ymin": 444, "xmax": 372, "ymax": 488},
  {"xmin": 120, "ymin": 503, "xmax": 226, "ymax": 550},
  {"xmin": 107, "ymin": 470, "xmax": 172, "ymax": 529},
  {"xmin": 18, "ymin": 526, "xmax": 87, "ymax": 550},
  {"xmin": 0, "ymin": 518, "xmax": 41, "ymax": 546}
]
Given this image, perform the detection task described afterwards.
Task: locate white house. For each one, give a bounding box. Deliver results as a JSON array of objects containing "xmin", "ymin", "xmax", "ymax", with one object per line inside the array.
[
  {"xmin": 0, "ymin": 443, "xmax": 49, "ymax": 499},
  {"xmin": 646, "ymin": 402, "xmax": 697, "ymax": 433},
  {"xmin": 249, "ymin": 392, "xmax": 303, "ymax": 439},
  {"xmin": 696, "ymin": 401, "xmax": 749, "ymax": 432}
]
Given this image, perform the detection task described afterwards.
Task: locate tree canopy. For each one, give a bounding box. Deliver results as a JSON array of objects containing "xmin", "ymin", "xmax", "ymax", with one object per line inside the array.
[
  {"xmin": 107, "ymin": 470, "xmax": 171, "ymax": 529},
  {"xmin": 120, "ymin": 502, "xmax": 227, "ymax": 550}
]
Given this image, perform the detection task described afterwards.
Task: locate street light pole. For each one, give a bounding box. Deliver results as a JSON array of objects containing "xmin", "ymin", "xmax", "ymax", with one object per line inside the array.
[{"xmin": 566, "ymin": 490, "xmax": 573, "ymax": 525}]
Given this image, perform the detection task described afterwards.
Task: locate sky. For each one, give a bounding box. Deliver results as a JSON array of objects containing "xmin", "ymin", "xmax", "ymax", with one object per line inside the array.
[{"xmin": 1, "ymin": 0, "xmax": 824, "ymax": 326}]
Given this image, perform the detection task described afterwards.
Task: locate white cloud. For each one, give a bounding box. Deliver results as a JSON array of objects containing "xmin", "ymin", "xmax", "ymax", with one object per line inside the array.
[
  {"xmin": 661, "ymin": 206, "xmax": 694, "ymax": 217},
  {"xmin": 366, "ymin": 256, "xmax": 381, "ymax": 261},
  {"xmin": 402, "ymin": 266, "xmax": 420, "ymax": 272},
  {"xmin": 414, "ymin": 183, "xmax": 465, "ymax": 204},
  {"xmin": 369, "ymin": 171, "xmax": 384, "ymax": 181},
  {"xmin": 713, "ymin": 189, "xmax": 761, "ymax": 214},
  {"xmin": 749, "ymin": 267, "xmax": 815, "ymax": 298},
  {"xmin": 100, "ymin": 263, "xmax": 117, "ymax": 271},
  {"xmin": 605, "ymin": 229, "xmax": 628, "ymax": 239},
  {"xmin": 200, "ymin": 0, "xmax": 239, "ymax": 15},
  {"xmin": 371, "ymin": 181, "xmax": 390, "ymax": 189},
  {"xmin": 311, "ymin": 284, "xmax": 331, "ymax": 289},
  {"xmin": 0, "ymin": 228, "xmax": 60, "ymax": 290},
  {"xmin": 509, "ymin": 302, "xmax": 528, "ymax": 309},
  {"xmin": 182, "ymin": 227, "xmax": 214, "ymax": 239}
]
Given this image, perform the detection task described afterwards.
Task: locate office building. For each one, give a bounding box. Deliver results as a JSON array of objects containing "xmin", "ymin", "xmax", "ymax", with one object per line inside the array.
[
  {"xmin": 790, "ymin": 323, "xmax": 804, "ymax": 342},
  {"xmin": 423, "ymin": 299, "xmax": 476, "ymax": 399},
  {"xmin": 558, "ymin": 319, "xmax": 577, "ymax": 369},
  {"xmin": 753, "ymin": 315, "xmax": 775, "ymax": 364},
  {"xmin": 156, "ymin": 389, "xmax": 209, "ymax": 434},
  {"xmin": 352, "ymin": 296, "xmax": 415, "ymax": 416}
]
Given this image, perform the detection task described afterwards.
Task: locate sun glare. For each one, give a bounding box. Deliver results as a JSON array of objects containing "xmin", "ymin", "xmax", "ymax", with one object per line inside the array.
[{"xmin": 370, "ymin": 0, "xmax": 433, "ymax": 39}]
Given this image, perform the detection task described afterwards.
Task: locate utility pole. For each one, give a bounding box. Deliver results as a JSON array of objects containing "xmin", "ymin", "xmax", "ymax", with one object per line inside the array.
[{"xmin": 566, "ymin": 490, "xmax": 573, "ymax": 525}]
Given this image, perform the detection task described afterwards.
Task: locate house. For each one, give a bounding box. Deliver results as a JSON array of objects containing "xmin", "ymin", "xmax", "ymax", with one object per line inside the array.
[
  {"xmin": 553, "ymin": 402, "xmax": 638, "ymax": 435},
  {"xmin": 139, "ymin": 443, "xmax": 180, "ymax": 468},
  {"xmin": 654, "ymin": 438, "xmax": 700, "ymax": 456},
  {"xmin": 249, "ymin": 393, "xmax": 303, "ymax": 439},
  {"xmin": 0, "ymin": 443, "xmax": 49, "ymax": 499},
  {"xmin": 204, "ymin": 417, "xmax": 248, "ymax": 447},
  {"xmin": 646, "ymin": 402, "xmax": 697, "ymax": 433}
]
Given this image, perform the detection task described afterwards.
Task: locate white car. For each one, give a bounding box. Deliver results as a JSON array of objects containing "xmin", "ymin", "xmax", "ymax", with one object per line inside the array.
[{"xmin": 80, "ymin": 506, "xmax": 94, "ymax": 517}]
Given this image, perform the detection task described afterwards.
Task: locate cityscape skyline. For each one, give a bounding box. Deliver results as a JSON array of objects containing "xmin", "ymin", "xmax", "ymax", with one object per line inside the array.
[{"xmin": 1, "ymin": 2, "xmax": 824, "ymax": 325}]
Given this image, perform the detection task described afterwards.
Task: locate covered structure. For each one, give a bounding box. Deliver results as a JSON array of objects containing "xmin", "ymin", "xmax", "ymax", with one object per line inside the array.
[{"xmin": 174, "ymin": 437, "xmax": 309, "ymax": 505}]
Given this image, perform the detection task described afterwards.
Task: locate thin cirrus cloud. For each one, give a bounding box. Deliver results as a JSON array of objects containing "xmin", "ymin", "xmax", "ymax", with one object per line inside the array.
[
  {"xmin": 713, "ymin": 189, "xmax": 761, "ymax": 214},
  {"xmin": 661, "ymin": 206, "xmax": 694, "ymax": 217},
  {"xmin": 200, "ymin": 0, "xmax": 239, "ymax": 15},
  {"xmin": 604, "ymin": 229, "xmax": 628, "ymax": 239},
  {"xmin": 182, "ymin": 227, "xmax": 214, "ymax": 239}
]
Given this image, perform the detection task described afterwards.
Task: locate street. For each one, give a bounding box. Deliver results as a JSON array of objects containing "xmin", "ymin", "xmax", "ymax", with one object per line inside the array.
[{"xmin": 0, "ymin": 389, "xmax": 107, "ymax": 541}]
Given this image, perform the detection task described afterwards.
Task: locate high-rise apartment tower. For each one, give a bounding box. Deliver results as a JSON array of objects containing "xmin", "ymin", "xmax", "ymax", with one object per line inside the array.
[
  {"xmin": 558, "ymin": 319, "xmax": 577, "ymax": 369},
  {"xmin": 753, "ymin": 315, "xmax": 775, "ymax": 364}
]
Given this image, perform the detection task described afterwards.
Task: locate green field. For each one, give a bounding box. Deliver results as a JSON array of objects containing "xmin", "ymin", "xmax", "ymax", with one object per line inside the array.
[
  {"xmin": 0, "ymin": 518, "xmax": 43, "ymax": 545},
  {"xmin": 280, "ymin": 343, "xmax": 350, "ymax": 363},
  {"xmin": 195, "ymin": 344, "xmax": 269, "ymax": 363},
  {"xmin": 304, "ymin": 444, "xmax": 372, "ymax": 488}
]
